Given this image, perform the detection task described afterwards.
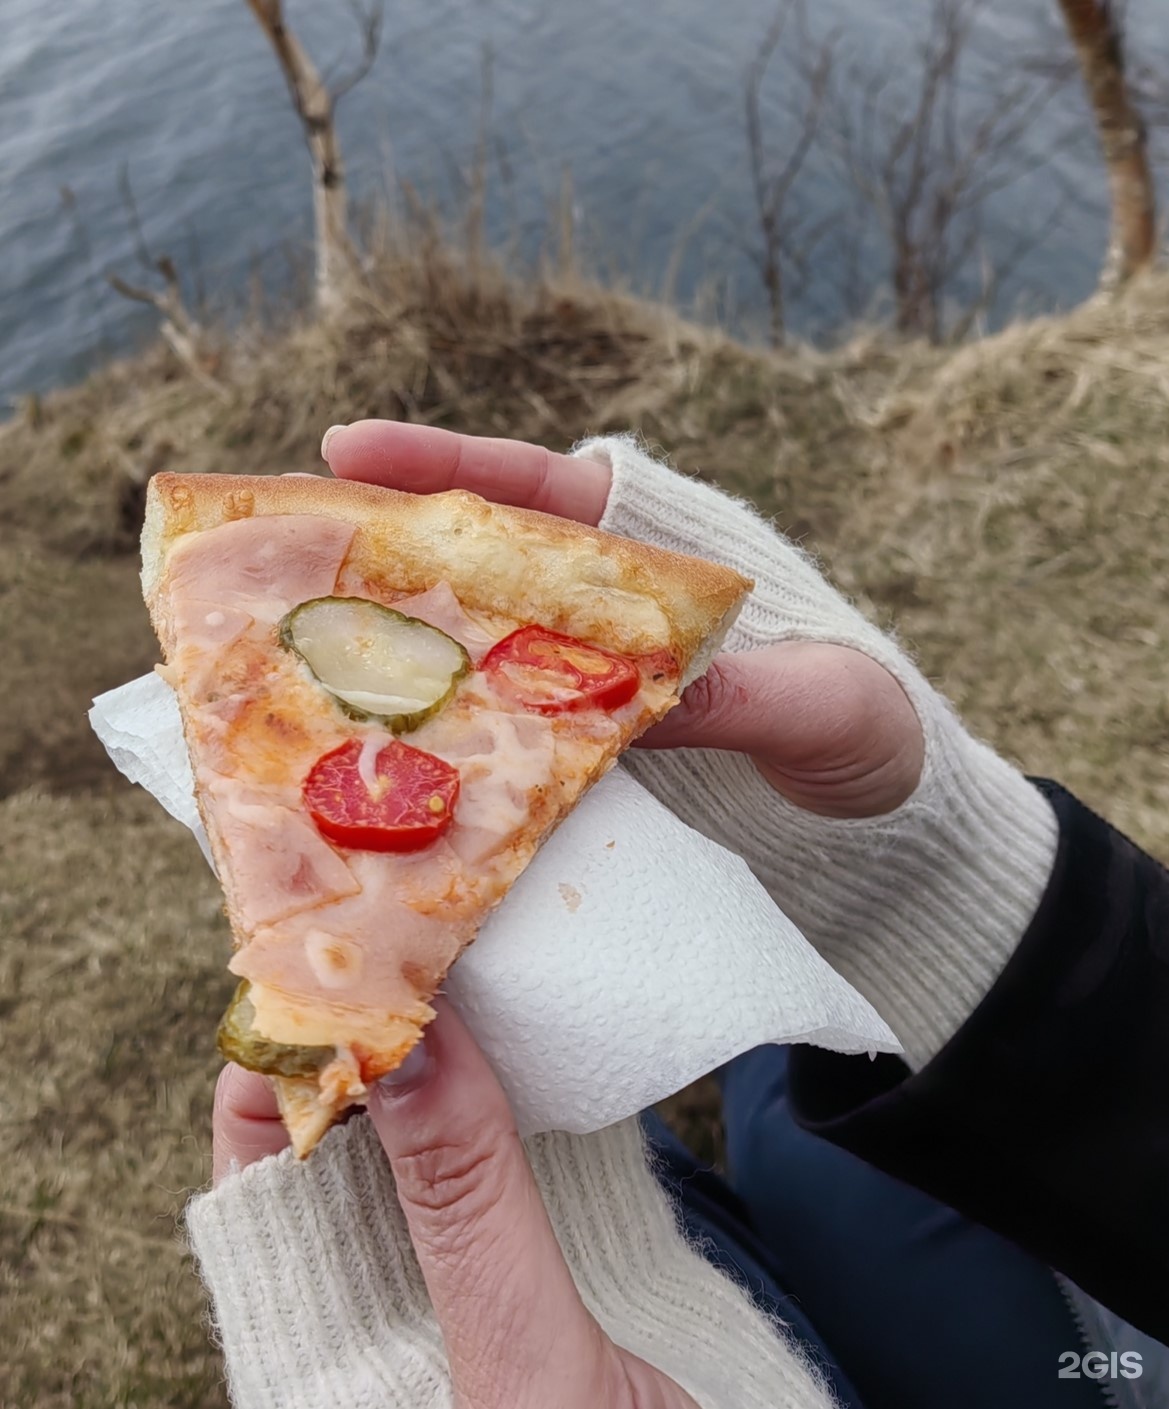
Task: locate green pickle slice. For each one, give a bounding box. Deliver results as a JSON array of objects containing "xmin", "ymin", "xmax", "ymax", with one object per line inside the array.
[
  {"xmin": 217, "ymin": 980, "xmax": 333, "ymax": 1078},
  {"xmin": 279, "ymin": 596, "xmax": 470, "ymax": 731}
]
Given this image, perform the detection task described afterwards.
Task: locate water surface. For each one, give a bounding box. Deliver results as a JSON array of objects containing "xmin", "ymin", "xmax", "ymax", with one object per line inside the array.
[{"xmin": 1, "ymin": 0, "xmax": 1159, "ymax": 409}]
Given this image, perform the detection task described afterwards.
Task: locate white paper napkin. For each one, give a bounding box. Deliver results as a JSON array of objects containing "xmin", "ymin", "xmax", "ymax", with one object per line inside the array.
[{"xmin": 90, "ymin": 675, "xmax": 900, "ymax": 1135}]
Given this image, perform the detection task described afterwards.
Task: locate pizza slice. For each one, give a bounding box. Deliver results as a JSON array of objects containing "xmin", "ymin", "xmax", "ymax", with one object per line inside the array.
[{"xmin": 142, "ymin": 471, "xmax": 750, "ymax": 1155}]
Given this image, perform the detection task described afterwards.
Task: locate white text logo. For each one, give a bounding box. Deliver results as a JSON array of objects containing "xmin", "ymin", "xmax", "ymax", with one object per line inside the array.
[{"xmin": 1058, "ymin": 1351, "xmax": 1143, "ymax": 1380}]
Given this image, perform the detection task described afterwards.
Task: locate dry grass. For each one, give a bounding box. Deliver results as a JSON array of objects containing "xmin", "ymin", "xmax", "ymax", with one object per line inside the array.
[
  {"xmin": 0, "ymin": 791, "xmax": 229, "ymax": 1408},
  {"xmin": 825, "ymin": 285, "xmax": 1169, "ymax": 856},
  {"xmin": 1, "ymin": 243, "xmax": 1166, "ymax": 1405}
]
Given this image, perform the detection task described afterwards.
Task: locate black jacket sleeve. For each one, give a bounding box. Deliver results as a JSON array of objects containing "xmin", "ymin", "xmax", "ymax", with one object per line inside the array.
[{"xmin": 788, "ymin": 781, "xmax": 1169, "ymax": 1346}]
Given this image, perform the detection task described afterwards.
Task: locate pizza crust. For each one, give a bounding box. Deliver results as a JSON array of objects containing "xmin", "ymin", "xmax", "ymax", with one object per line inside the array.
[
  {"xmin": 142, "ymin": 472, "xmax": 750, "ymax": 685},
  {"xmin": 272, "ymin": 1075, "xmax": 341, "ymax": 1160}
]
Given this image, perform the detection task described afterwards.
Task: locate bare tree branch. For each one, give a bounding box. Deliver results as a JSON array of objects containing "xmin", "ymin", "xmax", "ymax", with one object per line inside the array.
[
  {"xmin": 949, "ymin": 186, "xmax": 1075, "ymax": 340},
  {"xmin": 466, "ymin": 42, "xmax": 494, "ymax": 263},
  {"xmin": 59, "ymin": 185, "xmax": 115, "ymax": 364},
  {"xmin": 744, "ymin": 0, "xmax": 838, "ymax": 346},
  {"xmin": 828, "ymin": 0, "xmax": 1077, "ymax": 341},
  {"xmin": 107, "ymin": 272, "xmax": 225, "ymax": 397},
  {"xmin": 117, "ymin": 163, "xmax": 156, "ymax": 273},
  {"xmin": 331, "ymin": 0, "xmax": 384, "ymax": 103},
  {"xmin": 106, "ymin": 168, "xmax": 225, "ymax": 394},
  {"xmin": 244, "ymin": 0, "xmax": 384, "ymax": 314}
]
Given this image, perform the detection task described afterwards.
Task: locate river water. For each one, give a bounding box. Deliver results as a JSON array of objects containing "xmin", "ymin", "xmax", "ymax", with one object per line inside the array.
[{"xmin": 0, "ymin": 0, "xmax": 1161, "ymax": 410}]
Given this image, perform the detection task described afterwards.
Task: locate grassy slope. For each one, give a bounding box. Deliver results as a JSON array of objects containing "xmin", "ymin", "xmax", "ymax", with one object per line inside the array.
[{"xmin": 2, "ymin": 249, "xmax": 1166, "ymax": 1405}]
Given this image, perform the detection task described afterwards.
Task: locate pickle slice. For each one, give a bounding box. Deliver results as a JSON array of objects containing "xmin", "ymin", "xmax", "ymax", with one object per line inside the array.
[
  {"xmin": 216, "ymin": 980, "xmax": 333, "ymax": 1079},
  {"xmin": 279, "ymin": 596, "xmax": 470, "ymax": 731}
]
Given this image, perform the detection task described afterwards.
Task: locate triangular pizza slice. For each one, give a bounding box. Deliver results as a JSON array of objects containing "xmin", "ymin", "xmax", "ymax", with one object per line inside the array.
[{"xmin": 142, "ymin": 471, "xmax": 749, "ymax": 1154}]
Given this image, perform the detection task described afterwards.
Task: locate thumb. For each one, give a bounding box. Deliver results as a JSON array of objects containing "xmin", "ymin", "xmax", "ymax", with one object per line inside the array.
[
  {"xmin": 636, "ymin": 641, "xmax": 924, "ymax": 818},
  {"xmin": 367, "ymin": 1000, "xmax": 607, "ymax": 1407},
  {"xmin": 640, "ymin": 640, "xmax": 866, "ymax": 761}
]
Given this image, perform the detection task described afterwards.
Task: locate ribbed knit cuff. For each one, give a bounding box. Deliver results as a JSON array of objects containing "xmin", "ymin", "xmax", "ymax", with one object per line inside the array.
[
  {"xmin": 575, "ymin": 434, "xmax": 1059, "ymax": 1070},
  {"xmin": 587, "ymin": 433, "xmax": 791, "ymax": 586},
  {"xmin": 186, "ymin": 1118, "xmax": 446, "ymax": 1409},
  {"xmin": 579, "ymin": 434, "xmax": 903, "ymax": 666},
  {"xmin": 805, "ymin": 726, "xmax": 1059, "ymax": 1068},
  {"xmin": 187, "ymin": 1117, "xmax": 836, "ymax": 1409},
  {"xmin": 526, "ymin": 1122, "xmax": 833, "ymax": 1408}
]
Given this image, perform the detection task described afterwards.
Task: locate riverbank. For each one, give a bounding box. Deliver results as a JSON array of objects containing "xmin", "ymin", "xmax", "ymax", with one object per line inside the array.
[{"xmin": 2, "ymin": 246, "xmax": 1167, "ymax": 1406}]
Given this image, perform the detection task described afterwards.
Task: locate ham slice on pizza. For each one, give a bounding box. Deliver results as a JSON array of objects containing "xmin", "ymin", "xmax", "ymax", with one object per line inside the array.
[{"xmin": 141, "ymin": 471, "xmax": 750, "ymax": 1154}]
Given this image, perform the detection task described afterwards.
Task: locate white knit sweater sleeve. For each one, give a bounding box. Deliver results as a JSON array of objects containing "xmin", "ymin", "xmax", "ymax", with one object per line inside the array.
[
  {"xmin": 186, "ymin": 1116, "xmax": 836, "ymax": 1409},
  {"xmin": 575, "ymin": 434, "xmax": 1059, "ymax": 1069}
]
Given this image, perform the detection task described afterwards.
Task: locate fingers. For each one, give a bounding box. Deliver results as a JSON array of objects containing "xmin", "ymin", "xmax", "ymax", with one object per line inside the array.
[
  {"xmin": 637, "ymin": 641, "xmax": 925, "ymax": 818},
  {"xmin": 322, "ymin": 421, "xmax": 611, "ymax": 526},
  {"xmin": 212, "ymin": 1063, "xmax": 289, "ymax": 1184},
  {"xmin": 367, "ymin": 1000, "xmax": 606, "ymax": 1407}
]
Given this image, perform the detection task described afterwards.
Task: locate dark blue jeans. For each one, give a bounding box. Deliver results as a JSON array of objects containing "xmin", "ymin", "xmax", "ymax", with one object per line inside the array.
[{"xmin": 645, "ymin": 1045, "xmax": 1109, "ymax": 1409}]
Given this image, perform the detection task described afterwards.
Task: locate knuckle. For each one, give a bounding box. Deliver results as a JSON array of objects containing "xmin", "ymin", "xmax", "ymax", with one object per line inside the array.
[
  {"xmin": 528, "ymin": 446, "xmax": 556, "ymax": 515},
  {"xmin": 683, "ymin": 656, "xmax": 746, "ymax": 724},
  {"xmin": 212, "ymin": 1065, "xmax": 233, "ymax": 1116},
  {"xmin": 840, "ymin": 653, "xmax": 907, "ymax": 745},
  {"xmin": 833, "ymin": 661, "xmax": 880, "ymax": 736},
  {"xmin": 806, "ymin": 648, "xmax": 888, "ymax": 749},
  {"xmin": 446, "ymin": 433, "xmax": 468, "ymax": 492},
  {"xmin": 212, "ymin": 1062, "xmax": 243, "ymax": 1125},
  {"xmin": 394, "ymin": 1126, "xmax": 512, "ymax": 1229}
]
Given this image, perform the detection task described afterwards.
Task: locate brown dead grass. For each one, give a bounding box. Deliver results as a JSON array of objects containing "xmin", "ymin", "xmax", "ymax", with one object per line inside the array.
[
  {"xmin": 0, "ymin": 791, "xmax": 229, "ymax": 1408},
  {"xmin": 825, "ymin": 286, "xmax": 1169, "ymax": 855},
  {"xmin": 1, "ymin": 246, "xmax": 1166, "ymax": 1405}
]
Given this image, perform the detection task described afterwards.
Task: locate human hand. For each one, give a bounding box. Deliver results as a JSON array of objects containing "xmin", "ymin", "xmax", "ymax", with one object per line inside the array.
[
  {"xmin": 319, "ymin": 421, "xmax": 1057, "ymax": 1068},
  {"xmin": 213, "ymin": 1003, "xmax": 704, "ymax": 1409},
  {"xmin": 318, "ymin": 420, "xmax": 923, "ymax": 819}
]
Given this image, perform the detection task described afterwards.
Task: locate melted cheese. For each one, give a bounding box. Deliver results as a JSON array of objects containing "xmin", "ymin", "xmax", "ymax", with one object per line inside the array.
[
  {"xmin": 163, "ymin": 514, "xmax": 670, "ymax": 1081},
  {"xmin": 356, "ymin": 731, "xmax": 393, "ymax": 797},
  {"xmin": 424, "ymin": 709, "xmax": 558, "ymax": 864}
]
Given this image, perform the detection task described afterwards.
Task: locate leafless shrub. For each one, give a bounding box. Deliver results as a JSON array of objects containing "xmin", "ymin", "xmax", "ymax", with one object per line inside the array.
[
  {"xmin": 742, "ymin": 0, "xmax": 838, "ymax": 347},
  {"xmin": 738, "ymin": 0, "xmax": 1087, "ymax": 344},
  {"xmin": 830, "ymin": 0, "xmax": 1075, "ymax": 341},
  {"xmin": 105, "ymin": 168, "xmax": 225, "ymax": 395}
]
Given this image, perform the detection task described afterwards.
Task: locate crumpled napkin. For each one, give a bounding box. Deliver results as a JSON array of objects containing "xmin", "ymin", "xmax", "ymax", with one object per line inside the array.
[{"xmin": 90, "ymin": 673, "xmax": 900, "ymax": 1135}]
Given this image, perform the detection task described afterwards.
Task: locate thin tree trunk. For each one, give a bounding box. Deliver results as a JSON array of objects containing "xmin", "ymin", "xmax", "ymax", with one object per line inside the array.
[
  {"xmin": 245, "ymin": 0, "xmax": 359, "ymax": 315},
  {"xmin": 1056, "ymin": 0, "xmax": 1156, "ymax": 289}
]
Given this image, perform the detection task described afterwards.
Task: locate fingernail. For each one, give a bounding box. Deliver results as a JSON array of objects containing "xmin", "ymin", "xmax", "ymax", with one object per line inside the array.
[
  {"xmin": 373, "ymin": 1040, "xmax": 432, "ymax": 1098},
  {"xmin": 320, "ymin": 424, "xmax": 346, "ymax": 461}
]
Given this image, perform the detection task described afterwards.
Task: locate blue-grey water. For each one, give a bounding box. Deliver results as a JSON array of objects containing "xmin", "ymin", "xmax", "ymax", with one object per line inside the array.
[{"xmin": 1, "ymin": 0, "xmax": 1162, "ymax": 410}]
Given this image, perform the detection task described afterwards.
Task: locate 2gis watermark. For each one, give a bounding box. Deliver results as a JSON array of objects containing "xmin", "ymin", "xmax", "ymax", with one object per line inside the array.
[{"xmin": 1058, "ymin": 1350, "xmax": 1143, "ymax": 1380}]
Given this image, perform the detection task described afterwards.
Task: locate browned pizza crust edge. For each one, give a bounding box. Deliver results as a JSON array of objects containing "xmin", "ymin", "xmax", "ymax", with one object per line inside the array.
[{"xmin": 142, "ymin": 471, "xmax": 750, "ymax": 684}]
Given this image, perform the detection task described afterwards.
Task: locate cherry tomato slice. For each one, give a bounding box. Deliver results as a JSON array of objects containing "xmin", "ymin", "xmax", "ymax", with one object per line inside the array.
[
  {"xmin": 304, "ymin": 739, "xmax": 460, "ymax": 853},
  {"xmin": 483, "ymin": 626, "xmax": 642, "ymax": 714}
]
